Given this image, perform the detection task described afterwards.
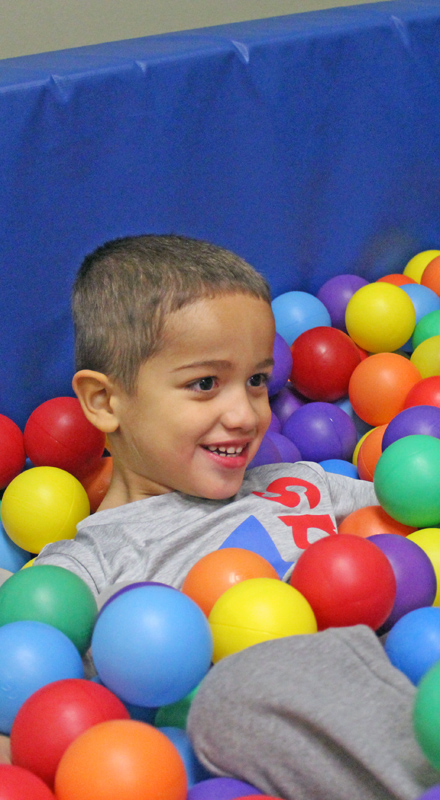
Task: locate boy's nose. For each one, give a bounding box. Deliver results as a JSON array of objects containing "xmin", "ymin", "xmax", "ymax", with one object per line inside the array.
[{"xmin": 221, "ymin": 390, "xmax": 261, "ymax": 433}]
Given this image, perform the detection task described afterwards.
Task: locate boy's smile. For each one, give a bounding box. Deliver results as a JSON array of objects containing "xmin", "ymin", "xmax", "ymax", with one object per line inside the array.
[{"xmin": 108, "ymin": 293, "xmax": 276, "ymax": 503}]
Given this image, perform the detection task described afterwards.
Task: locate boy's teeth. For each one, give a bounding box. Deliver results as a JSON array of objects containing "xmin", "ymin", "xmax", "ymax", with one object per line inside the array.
[{"xmin": 206, "ymin": 445, "xmax": 244, "ymax": 455}]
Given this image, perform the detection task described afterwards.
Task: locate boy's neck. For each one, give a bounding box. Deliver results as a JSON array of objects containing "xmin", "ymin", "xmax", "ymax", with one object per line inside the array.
[{"xmin": 97, "ymin": 462, "xmax": 172, "ymax": 511}]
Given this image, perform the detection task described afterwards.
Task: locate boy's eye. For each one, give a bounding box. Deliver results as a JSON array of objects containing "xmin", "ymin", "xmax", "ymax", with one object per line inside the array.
[
  {"xmin": 248, "ymin": 372, "xmax": 270, "ymax": 388},
  {"xmin": 189, "ymin": 376, "xmax": 218, "ymax": 392}
]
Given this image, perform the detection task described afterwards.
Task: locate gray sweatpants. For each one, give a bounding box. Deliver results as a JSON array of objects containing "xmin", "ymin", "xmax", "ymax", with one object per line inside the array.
[{"xmin": 187, "ymin": 625, "xmax": 439, "ymax": 800}]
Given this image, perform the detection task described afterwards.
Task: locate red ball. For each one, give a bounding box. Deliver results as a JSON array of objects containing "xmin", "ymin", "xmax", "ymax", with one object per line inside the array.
[
  {"xmin": 0, "ymin": 765, "xmax": 56, "ymax": 799},
  {"xmin": 403, "ymin": 376, "xmax": 440, "ymax": 410},
  {"xmin": 24, "ymin": 397, "xmax": 105, "ymax": 479},
  {"xmin": 290, "ymin": 534, "xmax": 396, "ymax": 631},
  {"xmin": 0, "ymin": 415, "xmax": 26, "ymax": 489},
  {"xmin": 10, "ymin": 678, "xmax": 129, "ymax": 789},
  {"xmin": 289, "ymin": 326, "xmax": 361, "ymax": 401}
]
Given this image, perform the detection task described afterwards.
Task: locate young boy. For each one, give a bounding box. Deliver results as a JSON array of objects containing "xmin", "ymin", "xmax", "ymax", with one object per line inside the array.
[{"xmin": 5, "ymin": 235, "xmax": 439, "ymax": 797}]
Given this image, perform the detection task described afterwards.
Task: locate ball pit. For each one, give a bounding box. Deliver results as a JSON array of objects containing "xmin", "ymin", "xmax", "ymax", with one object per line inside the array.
[
  {"xmin": 289, "ymin": 534, "xmax": 396, "ymax": 631},
  {"xmin": 0, "ymin": 466, "xmax": 90, "ymax": 552},
  {"xmin": 282, "ymin": 401, "xmax": 357, "ymax": 462},
  {"xmin": 289, "ymin": 326, "xmax": 361, "ymax": 401},
  {"xmin": 10, "ymin": 678, "xmax": 129, "ymax": 788},
  {"xmin": 385, "ymin": 608, "xmax": 440, "ymax": 686},
  {"xmin": 208, "ymin": 577, "xmax": 317, "ymax": 663},
  {"xmin": 0, "ymin": 764, "xmax": 56, "ymax": 799},
  {"xmin": 92, "ymin": 584, "xmax": 213, "ymax": 707},
  {"xmin": 348, "ymin": 353, "xmax": 421, "ymax": 426},
  {"xmin": 182, "ymin": 548, "xmax": 279, "ymax": 617},
  {"xmin": 345, "ymin": 282, "xmax": 416, "ymax": 353},
  {"xmin": 374, "ymin": 435, "xmax": 440, "ymax": 528},
  {"xmin": 54, "ymin": 719, "xmax": 187, "ymax": 800}
]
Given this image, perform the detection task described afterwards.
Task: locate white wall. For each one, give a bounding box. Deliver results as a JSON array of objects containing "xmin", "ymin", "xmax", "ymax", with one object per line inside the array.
[{"xmin": 0, "ymin": 0, "xmax": 386, "ymax": 60}]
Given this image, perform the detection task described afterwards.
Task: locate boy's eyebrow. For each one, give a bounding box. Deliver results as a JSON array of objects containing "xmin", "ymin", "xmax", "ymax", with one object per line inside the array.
[{"xmin": 173, "ymin": 357, "xmax": 275, "ymax": 372}]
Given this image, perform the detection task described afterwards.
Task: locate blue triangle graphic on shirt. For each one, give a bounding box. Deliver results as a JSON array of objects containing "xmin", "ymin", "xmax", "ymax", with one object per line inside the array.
[{"xmin": 219, "ymin": 515, "xmax": 293, "ymax": 579}]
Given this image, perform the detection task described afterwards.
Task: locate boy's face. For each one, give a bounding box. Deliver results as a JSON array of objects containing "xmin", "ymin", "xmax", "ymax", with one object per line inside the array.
[{"xmin": 112, "ymin": 293, "xmax": 276, "ymax": 500}]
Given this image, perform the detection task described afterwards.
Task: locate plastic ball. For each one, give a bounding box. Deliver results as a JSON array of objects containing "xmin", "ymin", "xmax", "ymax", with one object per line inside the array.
[
  {"xmin": 421, "ymin": 254, "xmax": 440, "ymax": 296},
  {"xmin": 0, "ymin": 565, "xmax": 97, "ymax": 654},
  {"xmin": 247, "ymin": 433, "xmax": 281, "ymax": 469},
  {"xmin": 385, "ymin": 608, "xmax": 440, "ymax": 685},
  {"xmin": 319, "ymin": 458, "xmax": 358, "ymax": 478},
  {"xmin": 338, "ymin": 505, "xmax": 417, "ymax": 538},
  {"xmin": 290, "ymin": 534, "xmax": 396, "ymax": 631},
  {"xmin": 0, "ymin": 765, "xmax": 56, "ymax": 799},
  {"xmin": 92, "ymin": 585, "xmax": 213, "ymax": 707},
  {"xmin": 366, "ymin": 534, "xmax": 437, "ymax": 632},
  {"xmin": 404, "ymin": 376, "xmax": 440, "ymax": 410},
  {"xmin": 382, "ymin": 405, "xmax": 440, "ymax": 450},
  {"xmin": 182, "ymin": 548, "xmax": 279, "ymax": 617},
  {"xmin": 282, "ymin": 402, "xmax": 357, "ymax": 462},
  {"xmin": 403, "ymin": 250, "xmax": 440, "ymax": 283},
  {"xmin": 54, "ymin": 719, "xmax": 187, "ymax": 800},
  {"xmin": 376, "ymin": 273, "xmax": 416, "ymax": 286},
  {"xmin": 345, "ymin": 282, "xmax": 416, "ymax": 353},
  {"xmin": 348, "ymin": 352, "xmax": 421, "ymax": 426},
  {"xmin": 374, "ymin": 435, "xmax": 440, "ymax": 528},
  {"xmin": 24, "ymin": 397, "xmax": 105, "ymax": 479},
  {"xmin": 269, "ymin": 386, "xmax": 306, "ymax": 425},
  {"xmin": 154, "ymin": 685, "xmax": 199, "ymax": 730},
  {"xmin": 187, "ymin": 777, "xmax": 264, "ymax": 800},
  {"xmin": 271, "ymin": 291, "xmax": 331, "ymax": 347},
  {"xmin": 0, "ymin": 466, "xmax": 90, "ymax": 552},
  {"xmin": 97, "ymin": 580, "xmax": 174, "ymax": 615},
  {"xmin": 0, "ymin": 415, "xmax": 26, "ymax": 490},
  {"xmin": 352, "ymin": 429, "xmax": 372, "ymax": 466},
  {"xmin": 289, "ymin": 326, "xmax": 361, "ymax": 402},
  {"xmin": 0, "ymin": 514, "xmax": 30, "ymax": 572},
  {"xmin": 10, "ymin": 678, "xmax": 129, "ymax": 788},
  {"xmin": 407, "ymin": 529, "xmax": 440, "ymax": 606},
  {"xmin": 268, "ymin": 412, "xmax": 281, "ymax": 433},
  {"xmin": 209, "ymin": 577, "xmax": 317, "ymax": 663},
  {"xmin": 316, "ymin": 273, "xmax": 369, "ymax": 330},
  {"xmin": 399, "ymin": 284, "xmax": 440, "ymax": 351},
  {"xmin": 356, "ymin": 424, "xmax": 386, "ymax": 481},
  {"xmin": 79, "ymin": 455, "xmax": 112, "ymax": 513},
  {"xmin": 413, "ymin": 787, "xmax": 440, "ymax": 800},
  {"xmin": 267, "ymin": 432, "xmax": 302, "ymax": 463},
  {"xmin": 414, "ymin": 659, "xmax": 440, "ymax": 771},
  {"xmin": 0, "ymin": 620, "xmax": 84, "ymax": 734},
  {"xmin": 413, "ymin": 310, "xmax": 440, "ymax": 350},
  {"xmin": 159, "ymin": 727, "xmax": 211, "ymax": 787},
  {"xmin": 411, "ymin": 336, "xmax": 440, "ymax": 379},
  {"xmin": 267, "ymin": 333, "xmax": 293, "ymax": 396}
]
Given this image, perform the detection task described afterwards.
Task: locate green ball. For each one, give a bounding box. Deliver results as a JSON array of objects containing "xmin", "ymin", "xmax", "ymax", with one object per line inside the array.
[
  {"xmin": 0, "ymin": 565, "xmax": 97, "ymax": 654},
  {"xmin": 154, "ymin": 685, "xmax": 200, "ymax": 729},
  {"xmin": 374, "ymin": 435, "xmax": 440, "ymax": 528},
  {"xmin": 413, "ymin": 310, "xmax": 440, "ymax": 350},
  {"xmin": 414, "ymin": 659, "xmax": 440, "ymax": 770}
]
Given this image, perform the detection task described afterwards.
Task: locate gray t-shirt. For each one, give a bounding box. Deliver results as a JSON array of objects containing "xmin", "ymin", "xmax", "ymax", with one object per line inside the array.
[{"xmin": 36, "ymin": 462, "xmax": 377, "ymax": 596}]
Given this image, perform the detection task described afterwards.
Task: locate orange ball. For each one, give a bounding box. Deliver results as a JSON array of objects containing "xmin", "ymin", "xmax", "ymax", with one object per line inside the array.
[
  {"xmin": 181, "ymin": 547, "xmax": 279, "ymax": 617},
  {"xmin": 356, "ymin": 425, "xmax": 386, "ymax": 481},
  {"xmin": 55, "ymin": 719, "xmax": 187, "ymax": 800},
  {"xmin": 338, "ymin": 504, "xmax": 418, "ymax": 538},
  {"xmin": 421, "ymin": 255, "xmax": 440, "ymax": 297},
  {"xmin": 377, "ymin": 273, "xmax": 417, "ymax": 286},
  {"xmin": 80, "ymin": 456, "xmax": 113, "ymax": 513},
  {"xmin": 348, "ymin": 353, "xmax": 421, "ymax": 426}
]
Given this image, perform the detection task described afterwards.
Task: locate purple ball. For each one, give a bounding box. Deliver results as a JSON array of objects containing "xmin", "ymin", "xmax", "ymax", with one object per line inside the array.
[
  {"xmin": 367, "ymin": 534, "xmax": 437, "ymax": 633},
  {"xmin": 282, "ymin": 402, "xmax": 357, "ymax": 462},
  {"xmin": 268, "ymin": 412, "xmax": 282, "ymax": 434},
  {"xmin": 317, "ymin": 274, "xmax": 369, "ymax": 330},
  {"xmin": 267, "ymin": 432, "xmax": 302, "ymax": 463},
  {"xmin": 268, "ymin": 332, "xmax": 293, "ymax": 396},
  {"xmin": 247, "ymin": 432, "xmax": 281, "ymax": 469},
  {"xmin": 270, "ymin": 386, "xmax": 306, "ymax": 426},
  {"xmin": 382, "ymin": 405, "xmax": 440, "ymax": 450},
  {"xmin": 187, "ymin": 777, "xmax": 263, "ymax": 800},
  {"xmin": 417, "ymin": 786, "xmax": 440, "ymax": 800}
]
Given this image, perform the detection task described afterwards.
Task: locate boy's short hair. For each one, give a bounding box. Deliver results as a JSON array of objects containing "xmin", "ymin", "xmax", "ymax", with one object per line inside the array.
[{"xmin": 73, "ymin": 234, "xmax": 272, "ymax": 393}]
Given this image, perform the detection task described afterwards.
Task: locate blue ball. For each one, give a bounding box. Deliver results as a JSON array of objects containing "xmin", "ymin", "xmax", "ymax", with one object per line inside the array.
[
  {"xmin": 400, "ymin": 284, "xmax": 440, "ymax": 352},
  {"xmin": 0, "ymin": 511, "xmax": 30, "ymax": 572},
  {"xmin": 159, "ymin": 727, "xmax": 212, "ymax": 786},
  {"xmin": 92, "ymin": 585, "xmax": 213, "ymax": 707},
  {"xmin": 319, "ymin": 459, "xmax": 359, "ymax": 479},
  {"xmin": 384, "ymin": 607, "xmax": 440, "ymax": 685},
  {"xmin": 0, "ymin": 620, "xmax": 84, "ymax": 734},
  {"xmin": 271, "ymin": 291, "xmax": 331, "ymax": 347}
]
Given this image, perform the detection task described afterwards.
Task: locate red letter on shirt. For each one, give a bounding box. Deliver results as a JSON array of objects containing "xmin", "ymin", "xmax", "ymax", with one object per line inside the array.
[
  {"xmin": 279, "ymin": 514, "xmax": 337, "ymax": 549},
  {"xmin": 253, "ymin": 477, "xmax": 321, "ymax": 510}
]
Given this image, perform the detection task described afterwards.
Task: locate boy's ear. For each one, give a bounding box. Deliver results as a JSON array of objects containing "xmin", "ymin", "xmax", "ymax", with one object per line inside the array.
[{"xmin": 72, "ymin": 370, "xmax": 120, "ymax": 433}]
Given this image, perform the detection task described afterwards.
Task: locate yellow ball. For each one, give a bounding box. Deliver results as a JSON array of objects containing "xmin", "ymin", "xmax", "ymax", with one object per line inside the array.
[
  {"xmin": 21, "ymin": 557, "xmax": 36, "ymax": 569},
  {"xmin": 411, "ymin": 336, "xmax": 440, "ymax": 379},
  {"xmin": 1, "ymin": 466, "xmax": 90, "ymax": 553},
  {"xmin": 352, "ymin": 429, "xmax": 373, "ymax": 466},
  {"xmin": 345, "ymin": 283, "xmax": 416, "ymax": 353},
  {"xmin": 208, "ymin": 577, "xmax": 317, "ymax": 663},
  {"xmin": 403, "ymin": 250, "xmax": 440, "ymax": 283},
  {"xmin": 407, "ymin": 529, "xmax": 440, "ymax": 606}
]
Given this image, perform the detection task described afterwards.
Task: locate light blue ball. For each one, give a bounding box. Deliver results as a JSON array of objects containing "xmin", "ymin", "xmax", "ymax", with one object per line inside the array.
[
  {"xmin": 0, "ymin": 507, "xmax": 30, "ymax": 572},
  {"xmin": 400, "ymin": 284, "xmax": 440, "ymax": 352},
  {"xmin": 92, "ymin": 585, "xmax": 213, "ymax": 708},
  {"xmin": 271, "ymin": 291, "xmax": 331, "ymax": 346},
  {"xmin": 0, "ymin": 620, "xmax": 84, "ymax": 734},
  {"xmin": 384, "ymin": 607, "xmax": 440, "ymax": 685},
  {"xmin": 159, "ymin": 727, "xmax": 212, "ymax": 786},
  {"xmin": 319, "ymin": 459, "xmax": 359, "ymax": 479}
]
